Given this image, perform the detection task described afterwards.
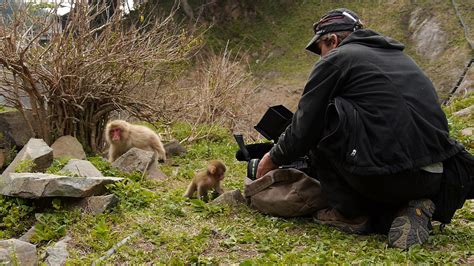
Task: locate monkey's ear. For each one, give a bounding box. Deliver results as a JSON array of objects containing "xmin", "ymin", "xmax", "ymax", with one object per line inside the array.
[{"xmin": 208, "ymin": 165, "xmax": 216, "ymax": 175}]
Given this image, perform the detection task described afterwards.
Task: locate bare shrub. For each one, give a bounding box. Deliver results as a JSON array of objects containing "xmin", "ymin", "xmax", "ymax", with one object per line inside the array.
[
  {"xmin": 0, "ymin": 1, "xmax": 200, "ymax": 152},
  {"xmin": 159, "ymin": 48, "xmax": 257, "ymax": 142}
]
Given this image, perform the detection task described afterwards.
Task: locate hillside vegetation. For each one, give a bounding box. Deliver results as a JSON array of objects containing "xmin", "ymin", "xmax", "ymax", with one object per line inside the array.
[{"xmin": 202, "ymin": 0, "xmax": 472, "ymax": 113}]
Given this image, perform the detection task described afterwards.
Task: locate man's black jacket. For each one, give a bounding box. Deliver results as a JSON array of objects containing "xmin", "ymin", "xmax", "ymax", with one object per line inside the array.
[{"xmin": 270, "ymin": 29, "xmax": 463, "ymax": 175}]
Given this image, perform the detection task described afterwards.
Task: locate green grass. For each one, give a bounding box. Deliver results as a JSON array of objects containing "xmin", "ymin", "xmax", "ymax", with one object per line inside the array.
[
  {"xmin": 0, "ymin": 105, "xmax": 472, "ymax": 263},
  {"xmin": 7, "ymin": 109, "xmax": 466, "ymax": 264}
]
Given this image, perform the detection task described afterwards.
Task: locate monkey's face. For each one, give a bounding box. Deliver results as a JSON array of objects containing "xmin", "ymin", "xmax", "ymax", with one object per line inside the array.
[
  {"xmin": 215, "ymin": 167, "xmax": 225, "ymax": 180},
  {"xmin": 110, "ymin": 127, "xmax": 122, "ymax": 142}
]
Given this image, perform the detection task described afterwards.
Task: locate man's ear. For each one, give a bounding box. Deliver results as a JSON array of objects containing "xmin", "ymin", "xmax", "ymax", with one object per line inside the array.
[{"xmin": 330, "ymin": 34, "xmax": 339, "ymax": 47}]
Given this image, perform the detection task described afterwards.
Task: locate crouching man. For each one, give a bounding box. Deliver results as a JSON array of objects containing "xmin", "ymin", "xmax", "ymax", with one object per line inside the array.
[{"xmin": 256, "ymin": 8, "xmax": 473, "ymax": 249}]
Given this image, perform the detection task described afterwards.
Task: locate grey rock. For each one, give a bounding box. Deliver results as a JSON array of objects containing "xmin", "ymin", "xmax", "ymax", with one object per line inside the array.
[
  {"xmin": 461, "ymin": 127, "xmax": 474, "ymax": 137},
  {"xmin": 211, "ymin": 189, "xmax": 247, "ymax": 206},
  {"xmin": 1, "ymin": 173, "xmax": 122, "ymax": 198},
  {"xmin": 0, "ymin": 111, "xmax": 38, "ymax": 149},
  {"xmin": 146, "ymin": 161, "xmax": 168, "ymax": 181},
  {"xmin": 45, "ymin": 236, "xmax": 71, "ymax": 266},
  {"xmin": 51, "ymin": 136, "xmax": 86, "ymax": 160},
  {"xmin": 164, "ymin": 141, "xmax": 187, "ymax": 157},
  {"xmin": 0, "ymin": 149, "xmax": 5, "ymax": 169},
  {"xmin": 111, "ymin": 148, "xmax": 167, "ymax": 180},
  {"xmin": 60, "ymin": 159, "xmax": 103, "ymax": 177},
  {"xmin": 67, "ymin": 194, "xmax": 119, "ymax": 215},
  {"xmin": 18, "ymin": 225, "xmax": 36, "ymax": 243},
  {"xmin": 409, "ymin": 8, "xmax": 447, "ymax": 61},
  {"xmin": 0, "ymin": 239, "xmax": 37, "ymax": 266},
  {"xmin": 1, "ymin": 138, "xmax": 53, "ymax": 179},
  {"xmin": 111, "ymin": 147, "xmax": 154, "ymax": 173},
  {"xmin": 453, "ymin": 105, "xmax": 474, "ymax": 118}
]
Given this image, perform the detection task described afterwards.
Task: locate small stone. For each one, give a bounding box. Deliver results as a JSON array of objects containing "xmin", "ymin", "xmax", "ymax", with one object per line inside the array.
[
  {"xmin": 164, "ymin": 141, "xmax": 187, "ymax": 157},
  {"xmin": 0, "ymin": 149, "xmax": 5, "ymax": 169},
  {"xmin": 45, "ymin": 236, "xmax": 71, "ymax": 266},
  {"xmin": 460, "ymin": 127, "xmax": 473, "ymax": 137},
  {"xmin": 453, "ymin": 105, "xmax": 474, "ymax": 118},
  {"xmin": 211, "ymin": 189, "xmax": 247, "ymax": 206},
  {"xmin": 146, "ymin": 161, "xmax": 168, "ymax": 181},
  {"xmin": 67, "ymin": 195, "xmax": 119, "ymax": 215}
]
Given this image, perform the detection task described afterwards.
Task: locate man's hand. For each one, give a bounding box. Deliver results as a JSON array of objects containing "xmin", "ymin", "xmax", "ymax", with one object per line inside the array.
[{"xmin": 256, "ymin": 152, "xmax": 279, "ymax": 179}]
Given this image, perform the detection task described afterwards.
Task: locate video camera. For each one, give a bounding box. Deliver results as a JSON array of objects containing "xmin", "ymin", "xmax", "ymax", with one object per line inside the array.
[{"xmin": 234, "ymin": 105, "xmax": 310, "ymax": 180}]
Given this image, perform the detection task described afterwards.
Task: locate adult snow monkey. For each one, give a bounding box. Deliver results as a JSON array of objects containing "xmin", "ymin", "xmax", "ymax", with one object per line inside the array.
[{"xmin": 105, "ymin": 120, "xmax": 166, "ymax": 163}]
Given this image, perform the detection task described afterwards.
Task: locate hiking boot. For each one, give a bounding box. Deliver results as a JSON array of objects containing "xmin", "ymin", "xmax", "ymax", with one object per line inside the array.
[
  {"xmin": 388, "ymin": 199, "xmax": 435, "ymax": 249},
  {"xmin": 313, "ymin": 208, "xmax": 371, "ymax": 235}
]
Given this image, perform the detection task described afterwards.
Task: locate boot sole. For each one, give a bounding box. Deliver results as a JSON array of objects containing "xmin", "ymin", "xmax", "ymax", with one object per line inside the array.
[{"xmin": 388, "ymin": 199, "xmax": 435, "ymax": 249}]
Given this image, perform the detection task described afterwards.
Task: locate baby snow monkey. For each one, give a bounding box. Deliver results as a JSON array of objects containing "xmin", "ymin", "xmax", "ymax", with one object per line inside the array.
[{"xmin": 184, "ymin": 160, "xmax": 226, "ymax": 202}]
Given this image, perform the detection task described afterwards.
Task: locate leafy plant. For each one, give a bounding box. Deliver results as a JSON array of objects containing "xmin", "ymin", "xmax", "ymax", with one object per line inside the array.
[
  {"xmin": 46, "ymin": 157, "xmax": 72, "ymax": 174},
  {"xmin": 188, "ymin": 198, "xmax": 227, "ymax": 217},
  {"xmin": 92, "ymin": 216, "xmax": 112, "ymax": 244},
  {"xmin": 107, "ymin": 180, "xmax": 157, "ymax": 209},
  {"xmin": 31, "ymin": 212, "xmax": 77, "ymax": 243},
  {"xmin": 0, "ymin": 196, "xmax": 35, "ymax": 238},
  {"xmin": 14, "ymin": 159, "xmax": 35, "ymax": 173},
  {"xmin": 88, "ymin": 156, "xmax": 123, "ymax": 177}
]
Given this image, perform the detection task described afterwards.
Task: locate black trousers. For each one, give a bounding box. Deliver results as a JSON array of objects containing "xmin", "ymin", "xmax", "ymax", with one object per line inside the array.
[{"xmin": 314, "ymin": 157, "xmax": 442, "ymax": 232}]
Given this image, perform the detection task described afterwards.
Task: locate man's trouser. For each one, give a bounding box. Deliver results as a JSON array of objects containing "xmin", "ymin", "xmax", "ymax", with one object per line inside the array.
[
  {"xmin": 315, "ymin": 149, "xmax": 474, "ymax": 229},
  {"xmin": 314, "ymin": 156, "xmax": 442, "ymax": 232}
]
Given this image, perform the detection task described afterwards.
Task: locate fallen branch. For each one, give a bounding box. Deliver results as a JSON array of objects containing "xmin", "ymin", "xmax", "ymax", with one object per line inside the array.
[{"xmin": 92, "ymin": 230, "xmax": 140, "ymax": 265}]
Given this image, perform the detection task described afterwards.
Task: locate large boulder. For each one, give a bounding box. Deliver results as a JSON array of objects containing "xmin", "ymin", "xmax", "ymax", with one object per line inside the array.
[
  {"xmin": 1, "ymin": 138, "xmax": 53, "ymax": 179},
  {"xmin": 409, "ymin": 8, "xmax": 447, "ymax": 61},
  {"xmin": 111, "ymin": 148, "xmax": 168, "ymax": 180},
  {"xmin": 60, "ymin": 159, "xmax": 103, "ymax": 177},
  {"xmin": 0, "ymin": 173, "xmax": 122, "ymax": 198},
  {"xmin": 111, "ymin": 147, "xmax": 154, "ymax": 173},
  {"xmin": 0, "ymin": 239, "xmax": 37, "ymax": 266},
  {"xmin": 51, "ymin": 136, "xmax": 86, "ymax": 160},
  {"xmin": 0, "ymin": 111, "xmax": 36, "ymax": 149}
]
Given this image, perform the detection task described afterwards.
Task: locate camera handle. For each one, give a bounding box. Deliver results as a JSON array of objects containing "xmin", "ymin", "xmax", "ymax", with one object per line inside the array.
[{"xmin": 233, "ymin": 134, "xmax": 251, "ymax": 161}]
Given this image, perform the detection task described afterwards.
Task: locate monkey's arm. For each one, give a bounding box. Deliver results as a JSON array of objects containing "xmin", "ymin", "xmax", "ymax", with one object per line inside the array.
[
  {"xmin": 214, "ymin": 184, "xmax": 224, "ymax": 195},
  {"xmin": 151, "ymin": 136, "xmax": 167, "ymax": 162},
  {"xmin": 108, "ymin": 147, "xmax": 118, "ymax": 162},
  {"xmin": 197, "ymin": 185, "xmax": 209, "ymax": 202}
]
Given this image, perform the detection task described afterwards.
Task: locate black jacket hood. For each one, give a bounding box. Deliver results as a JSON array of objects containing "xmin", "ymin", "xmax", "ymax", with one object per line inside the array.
[{"xmin": 340, "ymin": 29, "xmax": 405, "ymax": 51}]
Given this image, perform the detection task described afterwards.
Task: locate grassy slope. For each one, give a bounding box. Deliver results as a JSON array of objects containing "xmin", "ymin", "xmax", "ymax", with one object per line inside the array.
[{"xmin": 207, "ymin": 1, "xmax": 470, "ymax": 99}]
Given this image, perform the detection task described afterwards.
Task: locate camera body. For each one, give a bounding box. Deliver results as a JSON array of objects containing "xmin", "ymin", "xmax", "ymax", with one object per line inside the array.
[{"xmin": 235, "ymin": 105, "xmax": 310, "ymax": 180}]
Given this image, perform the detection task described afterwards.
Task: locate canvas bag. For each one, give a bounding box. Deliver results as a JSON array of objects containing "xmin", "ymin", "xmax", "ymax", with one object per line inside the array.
[{"xmin": 244, "ymin": 168, "xmax": 328, "ymax": 217}]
